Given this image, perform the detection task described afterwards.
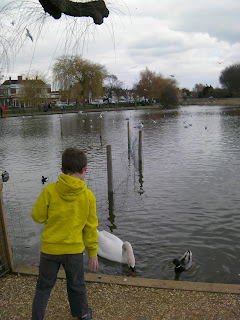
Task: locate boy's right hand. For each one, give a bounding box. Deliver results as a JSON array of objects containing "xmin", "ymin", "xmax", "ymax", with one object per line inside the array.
[{"xmin": 88, "ymin": 256, "xmax": 99, "ymax": 272}]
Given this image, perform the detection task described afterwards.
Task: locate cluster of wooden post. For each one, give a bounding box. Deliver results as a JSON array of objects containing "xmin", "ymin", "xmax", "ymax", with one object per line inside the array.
[{"xmin": 0, "ymin": 177, "xmax": 14, "ymax": 276}]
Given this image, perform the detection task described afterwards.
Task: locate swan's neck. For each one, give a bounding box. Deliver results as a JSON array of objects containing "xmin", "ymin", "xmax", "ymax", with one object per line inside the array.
[{"xmin": 122, "ymin": 241, "xmax": 135, "ymax": 267}]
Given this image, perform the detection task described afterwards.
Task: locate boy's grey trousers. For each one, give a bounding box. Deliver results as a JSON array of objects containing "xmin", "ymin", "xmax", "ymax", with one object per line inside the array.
[{"xmin": 32, "ymin": 252, "xmax": 88, "ymax": 320}]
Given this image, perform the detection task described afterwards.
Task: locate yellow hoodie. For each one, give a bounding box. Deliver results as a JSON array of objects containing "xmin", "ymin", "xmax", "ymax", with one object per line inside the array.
[{"xmin": 31, "ymin": 174, "xmax": 98, "ymax": 257}]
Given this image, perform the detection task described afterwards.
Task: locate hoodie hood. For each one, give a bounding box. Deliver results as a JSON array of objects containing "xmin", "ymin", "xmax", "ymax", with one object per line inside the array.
[{"xmin": 56, "ymin": 174, "xmax": 87, "ymax": 201}]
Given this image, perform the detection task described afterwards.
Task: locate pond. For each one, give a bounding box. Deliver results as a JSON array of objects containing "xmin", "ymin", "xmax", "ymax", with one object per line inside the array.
[{"xmin": 1, "ymin": 105, "xmax": 240, "ymax": 284}]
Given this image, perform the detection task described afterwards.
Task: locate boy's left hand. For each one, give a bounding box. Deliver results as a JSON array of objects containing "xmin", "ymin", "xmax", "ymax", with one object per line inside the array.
[{"xmin": 88, "ymin": 256, "xmax": 99, "ymax": 272}]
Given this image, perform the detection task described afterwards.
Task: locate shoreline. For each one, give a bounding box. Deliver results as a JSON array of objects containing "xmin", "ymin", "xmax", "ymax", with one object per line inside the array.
[
  {"xmin": 2, "ymin": 99, "xmax": 240, "ymax": 118},
  {"xmin": 14, "ymin": 265, "xmax": 240, "ymax": 294}
]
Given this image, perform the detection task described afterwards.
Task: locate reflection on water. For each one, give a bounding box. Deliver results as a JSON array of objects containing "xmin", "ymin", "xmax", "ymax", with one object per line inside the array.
[{"xmin": 1, "ymin": 105, "xmax": 240, "ymax": 284}]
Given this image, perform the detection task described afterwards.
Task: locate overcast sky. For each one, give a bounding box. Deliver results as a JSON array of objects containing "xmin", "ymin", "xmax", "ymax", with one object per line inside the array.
[{"xmin": 1, "ymin": 0, "xmax": 240, "ymax": 90}]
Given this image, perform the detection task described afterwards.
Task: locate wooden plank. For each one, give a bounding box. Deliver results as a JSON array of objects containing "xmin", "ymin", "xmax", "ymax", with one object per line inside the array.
[{"xmin": 0, "ymin": 178, "xmax": 14, "ymax": 271}]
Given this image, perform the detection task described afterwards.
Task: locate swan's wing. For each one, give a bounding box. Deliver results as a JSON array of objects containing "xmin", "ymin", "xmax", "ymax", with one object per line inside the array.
[{"xmin": 97, "ymin": 230, "xmax": 123, "ymax": 263}]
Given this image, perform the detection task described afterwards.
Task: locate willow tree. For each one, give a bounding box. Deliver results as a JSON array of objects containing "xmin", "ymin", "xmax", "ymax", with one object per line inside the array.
[{"xmin": 53, "ymin": 55, "xmax": 107, "ymax": 105}]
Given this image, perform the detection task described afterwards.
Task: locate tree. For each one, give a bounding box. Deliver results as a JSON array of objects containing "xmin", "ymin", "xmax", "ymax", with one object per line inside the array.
[
  {"xmin": 220, "ymin": 63, "xmax": 240, "ymax": 96},
  {"xmin": 181, "ymin": 88, "xmax": 191, "ymax": 98},
  {"xmin": 19, "ymin": 72, "xmax": 50, "ymax": 112},
  {"xmin": 152, "ymin": 77, "xmax": 179, "ymax": 107},
  {"xmin": 103, "ymin": 74, "xmax": 123, "ymax": 103},
  {"xmin": 134, "ymin": 68, "xmax": 179, "ymax": 107},
  {"xmin": 134, "ymin": 68, "xmax": 156, "ymax": 103},
  {"xmin": 52, "ymin": 55, "xmax": 107, "ymax": 105}
]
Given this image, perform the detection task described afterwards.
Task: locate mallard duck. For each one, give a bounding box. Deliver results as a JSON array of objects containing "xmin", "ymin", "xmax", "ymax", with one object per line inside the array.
[
  {"xmin": 97, "ymin": 230, "xmax": 135, "ymax": 274},
  {"xmin": 171, "ymin": 250, "xmax": 193, "ymax": 272},
  {"xmin": 41, "ymin": 176, "xmax": 48, "ymax": 184}
]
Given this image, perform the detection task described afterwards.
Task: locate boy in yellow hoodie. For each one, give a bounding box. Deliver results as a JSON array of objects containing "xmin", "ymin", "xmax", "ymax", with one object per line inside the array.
[{"xmin": 31, "ymin": 147, "xmax": 98, "ymax": 320}]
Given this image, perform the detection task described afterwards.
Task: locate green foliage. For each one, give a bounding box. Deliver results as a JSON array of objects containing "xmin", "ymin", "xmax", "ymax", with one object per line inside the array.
[
  {"xmin": 220, "ymin": 63, "xmax": 240, "ymax": 96},
  {"xmin": 52, "ymin": 55, "xmax": 107, "ymax": 105}
]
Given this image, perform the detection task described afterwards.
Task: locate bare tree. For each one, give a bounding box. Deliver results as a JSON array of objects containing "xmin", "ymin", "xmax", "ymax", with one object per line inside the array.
[{"xmin": 104, "ymin": 74, "xmax": 123, "ymax": 103}]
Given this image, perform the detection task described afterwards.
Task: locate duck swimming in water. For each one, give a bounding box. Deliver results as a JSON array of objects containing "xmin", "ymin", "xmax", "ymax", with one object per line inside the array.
[
  {"xmin": 41, "ymin": 176, "xmax": 48, "ymax": 184},
  {"xmin": 171, "ymin": 250, "xmax": 193, "ymax": 272}
]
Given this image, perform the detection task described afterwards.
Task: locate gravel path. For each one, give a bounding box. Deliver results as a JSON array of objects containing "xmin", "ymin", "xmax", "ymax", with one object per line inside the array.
[{"xmin": 0, "ymin": 273, "xmax": 240, "ymax": 319}]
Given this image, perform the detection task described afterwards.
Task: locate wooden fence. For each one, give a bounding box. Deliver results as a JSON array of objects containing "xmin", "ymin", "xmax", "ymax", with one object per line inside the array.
[{"xmin": 0, "ymin": 176, "xmax": 14, "ymax": 277}]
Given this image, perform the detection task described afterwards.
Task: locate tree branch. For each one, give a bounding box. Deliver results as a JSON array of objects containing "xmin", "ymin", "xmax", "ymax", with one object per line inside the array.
[{"xmin": 38, "ymin": 0, "xmax": 109, "ymax": 25}]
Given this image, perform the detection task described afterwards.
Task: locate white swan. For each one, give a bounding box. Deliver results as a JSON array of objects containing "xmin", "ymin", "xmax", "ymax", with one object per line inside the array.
[{"xmin": 97, "ymin": 230, "xmax": 135, "ymax": 273}]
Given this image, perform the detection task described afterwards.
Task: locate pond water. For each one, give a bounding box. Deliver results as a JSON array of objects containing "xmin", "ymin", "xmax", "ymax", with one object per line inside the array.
[{"xmin": 0, "ymin": 105, "xmax": 240, "ymax": 284}]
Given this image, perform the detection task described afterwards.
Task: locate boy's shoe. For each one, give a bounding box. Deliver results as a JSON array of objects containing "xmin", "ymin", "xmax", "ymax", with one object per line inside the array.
[{"xmin": 78, "ymin": 308, "xmax": 92, "ymax": 320}]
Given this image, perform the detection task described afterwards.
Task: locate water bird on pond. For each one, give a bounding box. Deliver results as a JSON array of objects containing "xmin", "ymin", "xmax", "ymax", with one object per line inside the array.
[
  {"xmin": 41, "ymin": 176, "xmax": 48, "ymax": 184},
  {"xmin": 134, "ymin": 123, "xmax": 144, "ymax": 129},
  {"xmin": 171, "ymin": 250, "xmax": 192, "ymax": 273},
  {"xmin": 97, "ymin": 230, "xmax": 135, "ymax": 274}
]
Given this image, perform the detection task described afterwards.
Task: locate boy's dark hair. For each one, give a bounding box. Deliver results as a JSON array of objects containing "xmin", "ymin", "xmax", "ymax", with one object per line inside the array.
[{"xmin": 62, "ymin": 147, "xmax": 87, "ymax": 174}]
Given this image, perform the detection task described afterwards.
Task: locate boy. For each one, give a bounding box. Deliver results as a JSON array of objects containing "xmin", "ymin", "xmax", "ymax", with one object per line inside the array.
[{"xmin": 31, "ymin": 147, "xmax": 98, "ymax": 320}]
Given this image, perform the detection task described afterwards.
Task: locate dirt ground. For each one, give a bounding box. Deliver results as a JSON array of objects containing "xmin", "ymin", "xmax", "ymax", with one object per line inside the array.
[{"xmin": 0, "ymin": 273, "xmax": 240, "ymax": 320}]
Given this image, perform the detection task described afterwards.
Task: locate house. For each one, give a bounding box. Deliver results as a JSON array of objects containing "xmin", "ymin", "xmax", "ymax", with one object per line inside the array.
[{"xmin": 0, "ymin": 76, "xmax": 51, "ymax": 108}]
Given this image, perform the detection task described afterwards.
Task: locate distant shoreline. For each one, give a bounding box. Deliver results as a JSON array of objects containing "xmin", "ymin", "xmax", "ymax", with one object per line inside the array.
[
  {"xmin": 2, "ymin": 105, "xmax": 161, "ymax": 118},
  {"xmin": 180, "ymin": 97, "xmax": 240, "ymax": 107},
  {"xmin": 2, "ymin": 99, "xmax": 240, "ymax": 118}
]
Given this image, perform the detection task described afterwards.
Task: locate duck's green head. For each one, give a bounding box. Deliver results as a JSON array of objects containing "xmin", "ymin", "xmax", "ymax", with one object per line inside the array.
[{"xmin": 171, "ymin": 258, "xmax": 180, "ymax": 268}]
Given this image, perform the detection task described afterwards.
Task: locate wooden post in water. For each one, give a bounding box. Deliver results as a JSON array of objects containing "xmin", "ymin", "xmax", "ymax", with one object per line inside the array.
[
  {"xmin": 0, "ymin": 177, "xmax": 14, "ymax": 273},
  {"xmin": 138, "ymin": 130, "xmax": 142, "ymax": 165},
  {"xmin": 60, "ymin": 118, "xmax": 63, "ymax": 135},
  {"xmin": 106, "ymin": 145, "xmax": 113, "ymax": 195},
  {"xmin": 99, "ymin": 117, "xmax": 102, "ymax": 139},
  {"xmin": 127, "ymin": 121, "xmax": 130, "ymax": 147}
]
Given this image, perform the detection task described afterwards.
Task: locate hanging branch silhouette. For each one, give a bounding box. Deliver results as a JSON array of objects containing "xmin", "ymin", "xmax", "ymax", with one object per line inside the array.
[{"xmin": 38, "ymin": 0, "xmax": 109, "ymax": 25}]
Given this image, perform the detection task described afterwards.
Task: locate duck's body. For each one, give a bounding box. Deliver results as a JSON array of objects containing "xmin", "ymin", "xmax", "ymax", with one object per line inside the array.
[
  {"xmin": 171, "ymin": 250, "xmax": 192, "ymax": 272},
  {"xmin": 97, "ymin": 230, "xmax": 135, "ymax": 272},
  {"xmin": 41, "ymin": 176, "xmax": 48, "ymax": 184}
]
